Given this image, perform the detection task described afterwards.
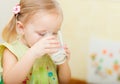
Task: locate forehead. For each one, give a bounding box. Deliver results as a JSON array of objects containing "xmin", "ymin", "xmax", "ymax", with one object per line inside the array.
[{"xmin": 28, "ymin": 11, "xmax": 63, "ymax": 32}]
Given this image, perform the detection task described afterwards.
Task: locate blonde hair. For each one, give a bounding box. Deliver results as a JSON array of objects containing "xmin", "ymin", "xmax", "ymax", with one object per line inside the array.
[{"xmin": 2, "ymin": 0, "xmax": 63, "ymax": 43}]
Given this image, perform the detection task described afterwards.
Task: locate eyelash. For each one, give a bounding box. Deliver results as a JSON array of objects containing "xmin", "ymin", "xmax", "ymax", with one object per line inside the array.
[
  {"xmin": 38, "ymin": 32, "xmax": 58, "ymax": 36},
  {"xmin": 38, "ymin": 33, "xmax": 46, "ymax": 36},
  {"xmin": 53, "ymin": 33, "xmax": 58, "ymax": 35}
]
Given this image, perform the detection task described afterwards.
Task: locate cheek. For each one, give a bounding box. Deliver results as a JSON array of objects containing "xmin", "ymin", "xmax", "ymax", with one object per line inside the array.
[
  {"xmin": 28, "ymin": 34, "xmax": 42, "ymax": 47},
  {"xmin": 29, "ymin": 37, "xmax": 38, "ymax": 46}
]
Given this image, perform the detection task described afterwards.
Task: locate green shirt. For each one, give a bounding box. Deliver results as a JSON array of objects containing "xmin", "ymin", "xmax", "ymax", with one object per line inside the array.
[{"xmin": 0, "ymin": 40, "xmax": 58, "ymax": 84}]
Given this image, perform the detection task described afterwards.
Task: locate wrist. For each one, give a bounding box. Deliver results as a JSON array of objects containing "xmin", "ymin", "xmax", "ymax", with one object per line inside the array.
[
  {"xmin": 27, "ymin": 48, "xmax": 40, "ymax": 60},
  {"xmin": 57, "ymin": 61, "xmax": 68, "ymax": 67}
]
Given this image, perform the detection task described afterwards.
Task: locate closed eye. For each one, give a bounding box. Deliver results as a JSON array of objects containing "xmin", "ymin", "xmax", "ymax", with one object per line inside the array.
[
  {"xmin": 53, "ymin": 32, "xmax": 58, "ymax": 35},
  {"xmin": 38, "ymin": 32, "xmax": 47, "ymax": 36}
]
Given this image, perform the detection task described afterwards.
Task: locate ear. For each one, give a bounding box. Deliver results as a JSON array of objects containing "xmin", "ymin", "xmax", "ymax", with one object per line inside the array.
[{"xmin": 16, "ymin": 21, "xmax": 25, "ymax": 35}]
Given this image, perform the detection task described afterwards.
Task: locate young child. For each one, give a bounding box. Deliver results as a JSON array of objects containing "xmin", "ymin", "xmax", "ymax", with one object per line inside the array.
[{"xmin": 0, "ymin": 0, "xmax": 71, "ymax": 84}]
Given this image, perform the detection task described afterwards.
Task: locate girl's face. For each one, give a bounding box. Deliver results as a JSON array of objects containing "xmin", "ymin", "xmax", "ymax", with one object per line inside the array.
[{"xmin": 20, "ymin": 12, "xmax": 62, "ymax": 47}]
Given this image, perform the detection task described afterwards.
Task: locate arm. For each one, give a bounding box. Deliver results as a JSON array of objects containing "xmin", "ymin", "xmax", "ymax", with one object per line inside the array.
[
  {"xmin": 57, "ymin": 61, "xmax": 71, "ymax": 84},
  {"xmin": 57, "ymin": 45, "xmax": 71, "ymax": 84},
  {"xmin": 3, "ymin": 48, "xmax": 36, "ymax": 83}
]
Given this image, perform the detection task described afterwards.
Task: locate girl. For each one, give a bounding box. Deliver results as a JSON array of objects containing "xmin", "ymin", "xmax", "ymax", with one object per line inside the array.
[{"xmin": 0, "ymin": 0, "xmax": 71, "ymax": 84}]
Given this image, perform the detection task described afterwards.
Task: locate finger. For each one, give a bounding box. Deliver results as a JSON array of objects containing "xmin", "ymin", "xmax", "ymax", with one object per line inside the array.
[
  {"xmin": 46, "ymin": 35, "xmax": 56, "ymax": 40},
  {"xmin": 66, "ymin": 52, "xmax": 70, "ymax": 61},
  {"xmin": 64, "ymin": 46, "xmax": 70, "ymax": 54},
  {"xmin": 45, "ymin": 43, "xmax": 61, "ymax": 49},
  {"xmin": 48, "ymin": 40, "xmax": 60, "ymax": 44},
  {"xmin": 63, "ymin": 44, "xmax": 69, "ymax": 49},
  {"xmin": 45, "ymin": 48, "xmax": 59, "ymax": 54},
  {"xmin": 64, "ymin": 48, "xmax": 71, "ymax": 61},
  {"xmin": 66, "ymin": 49, "xmax": 71, "ymax": 55}
]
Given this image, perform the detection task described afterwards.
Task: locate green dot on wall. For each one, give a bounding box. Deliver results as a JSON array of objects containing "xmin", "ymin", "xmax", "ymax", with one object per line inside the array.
[
  {"xmin": 100, "ymin": 58, "xmax": 104, "ymax": 63},
  {"xmin": 117, "ymin": 76, "xmax": 120, "ymax": 81},
  {"xmin": 114, "ymin": 60, "xmax": 119, "ymax": 64},
  {"xmin": 98, "ymin": 65, "xmax": 102, "ymax": 70}
]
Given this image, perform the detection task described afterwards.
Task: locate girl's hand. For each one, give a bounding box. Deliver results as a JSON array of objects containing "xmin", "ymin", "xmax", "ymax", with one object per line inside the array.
[
  {"xmin": 63, "ymin": 44, "xmax": 71, "ymax": 61},
  {"xmin": 30, "ymin": 35, "xmax": 60, "ymax": 59}
]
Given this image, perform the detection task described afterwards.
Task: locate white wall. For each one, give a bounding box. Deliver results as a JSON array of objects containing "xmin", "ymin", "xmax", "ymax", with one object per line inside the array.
[{"xmin": 0, "ymin": 1, "xmax": 19, "ymax": 42}]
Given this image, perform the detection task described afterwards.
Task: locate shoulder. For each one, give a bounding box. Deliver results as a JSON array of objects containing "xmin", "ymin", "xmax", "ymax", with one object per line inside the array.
[
  {"xmin": 0, "ymin": 42, "xmax": 14, "ymax": 57},
  {"xmin": 3, "ymin": 48, "xmax": 17, "ymax": 60},
  {"xmin": 1, "ymin": 46, "xmax": 17, "ymax": 77},
  {"xmin": 0, "ymin": 42, "xmax": 18, "ymax": 64},
  {"xmin": 2, "ymin": 48, "xmax": 18, "ymax": 66},
  {"xmin": 0, "ymin": 42, "xmax": 17, "ymax": 72},
  {"xmin": 0, "ymin": 41, "xmax": 28, "ymax": 60}
]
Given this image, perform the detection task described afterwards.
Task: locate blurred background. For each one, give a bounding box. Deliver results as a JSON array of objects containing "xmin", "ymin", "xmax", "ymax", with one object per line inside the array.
[{"xmin": 1, "ymin": 0, "xmax": 120, "ymax": 83}]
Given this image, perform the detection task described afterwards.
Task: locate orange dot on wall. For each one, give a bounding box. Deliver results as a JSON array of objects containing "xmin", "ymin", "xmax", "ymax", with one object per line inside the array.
[
  {"xmin": 113, "ymin": 64, "xmax": 119, "ymax": 72},
  {"xmin": 109, "ymin": 53, "xmax": 113, "ymax": 58},
  {"xmin": 102, "ymin": 49, "xmax": 107, "ymax": 55}
]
